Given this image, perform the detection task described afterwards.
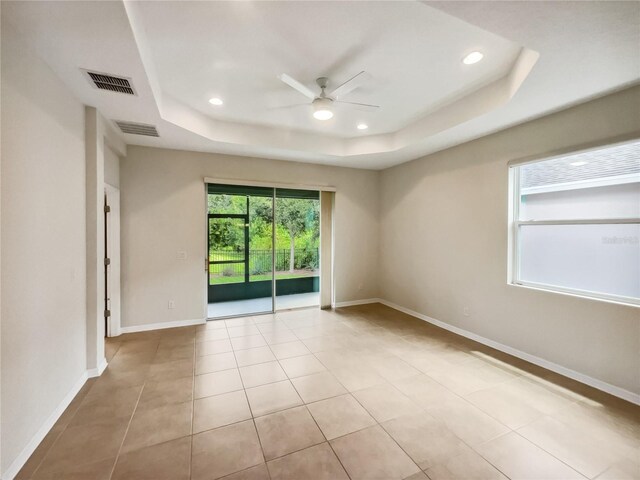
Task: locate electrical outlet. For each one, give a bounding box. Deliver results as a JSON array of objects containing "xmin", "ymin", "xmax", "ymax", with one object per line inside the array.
[
  {"xmin": 177, "ymin": 251, "xmax": 187, "ymax": 260},
  {"xmin": 463, "ymin": 306, "xmax": 470, "ymax": 317},
  {"xmin": 168, "ymin": 300, "xmax": 175, "ymax": 309}
]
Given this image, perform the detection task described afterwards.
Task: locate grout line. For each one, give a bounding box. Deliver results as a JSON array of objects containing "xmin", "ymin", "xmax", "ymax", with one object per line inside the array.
[{"xmin": 106, "ymin": 340, "xmax": 159, "ymax": 480}]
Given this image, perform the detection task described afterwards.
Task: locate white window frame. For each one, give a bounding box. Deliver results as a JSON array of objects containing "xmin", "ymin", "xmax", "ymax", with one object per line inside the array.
[{"xmin": 508, "ymin": 140, "xmax": 640, "ymax": 308}]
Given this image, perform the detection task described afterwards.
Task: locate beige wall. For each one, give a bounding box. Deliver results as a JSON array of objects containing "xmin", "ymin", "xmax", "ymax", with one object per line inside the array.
[
  {"xmin": 104, "ymin": 146, "xmax": 120, "ymax": 188},
  {"xmin": 1, "ymin": 21, "xmax": 87, "ymax": 474},
  {"xmin": 119, "ymin": 147, "xmax": 379, "ymax": 327},
  {"xmin": 380, "ymin": 85, "xmax": 640, "ymax": 396}
]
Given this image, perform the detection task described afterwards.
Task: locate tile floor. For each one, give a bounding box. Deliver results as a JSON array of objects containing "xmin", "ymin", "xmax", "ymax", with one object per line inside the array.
[{"xmin": 17, "ymin": 303, "xmax": 640, "ymax": 480}]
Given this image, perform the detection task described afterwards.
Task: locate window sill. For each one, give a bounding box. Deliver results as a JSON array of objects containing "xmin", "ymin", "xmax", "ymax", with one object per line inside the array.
[{"xmin": 508, "ymin": 281, "xmax": 639, "ymax": 308}]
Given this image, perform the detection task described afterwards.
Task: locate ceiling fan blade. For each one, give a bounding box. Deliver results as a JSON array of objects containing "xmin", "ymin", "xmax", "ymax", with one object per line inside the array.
[
  {"xmin": 278, "ymin": 74, "xmax": 316, "ymax": 100},
  {"xmin": 329, "ymin": 71, "xmax": 371, "ymax": 99},
  {"xmin": 335, "ymin": 100, "xmax": 380, "ymax": 110}
]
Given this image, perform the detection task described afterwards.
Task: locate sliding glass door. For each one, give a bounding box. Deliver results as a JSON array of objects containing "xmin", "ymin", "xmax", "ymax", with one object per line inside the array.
[
  {"xmin": 207, "ymin": 185, "xmax": 274, "ymax": 318},
  {"xmin": 274, "ymin": 189, "xmax": 320, "ymax": 310},
  {"xmin": 207, "ymin": 184, "xmax": 320, "ymax": 319}
]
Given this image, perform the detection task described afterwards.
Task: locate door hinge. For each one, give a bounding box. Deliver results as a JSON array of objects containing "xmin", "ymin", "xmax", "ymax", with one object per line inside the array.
[
  {"xmin": 104, "ymin": 309, "xmax": 111, "ymax": 318},
  {"xmin": 104, "ymin": 257, "xmax": 111, "ymax": 266},
  {"xmin": 104, "ymin": 204, "xmax": 111, "ymax": 214}
]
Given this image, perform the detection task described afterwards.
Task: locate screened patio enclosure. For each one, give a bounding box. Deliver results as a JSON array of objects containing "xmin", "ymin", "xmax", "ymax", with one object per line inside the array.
[{"xmin": 207, "ymin": 183, "xmax": 320, "ymax": 318}]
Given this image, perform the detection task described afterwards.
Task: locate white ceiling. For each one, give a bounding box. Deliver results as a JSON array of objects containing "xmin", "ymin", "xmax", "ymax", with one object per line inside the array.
[
  {"xmin": 3, "ymin": 1, "xmax": 639, "ymax": 169},
  {"xmin": 138, "ymin": 1, "xmax": 521, "ymax": 137}
]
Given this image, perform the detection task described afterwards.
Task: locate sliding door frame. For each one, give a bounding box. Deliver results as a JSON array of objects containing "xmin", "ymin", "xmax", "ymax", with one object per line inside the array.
[{"xmin": 204, "ymin": 178, "xmax": 335, "ymax": 319}]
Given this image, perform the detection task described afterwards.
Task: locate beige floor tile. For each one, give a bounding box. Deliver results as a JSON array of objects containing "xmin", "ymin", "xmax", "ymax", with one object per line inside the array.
[
  {"xmin": 70, "ymin": 384, "xmax": 142, "ymax": 427},
  {"xmin": 502, "ymin": 376, "xmax": 576, "ymax": 415},
  {"xmin": 192, "ymin": 420, "xmax": 264, "ymax": 480},
  {"xmin": 427, "ymin": 362, "xmax": 518, "ymax": 396},
  {"xmin": 391, "ymin": 374, "xmax": 460, "ymax": 410},
  {"xmin": 240, "ymin": 361, "xmax": 288, "ymax": 388},
  {"xmin": 518, "ymin": 415, "xmax": 629, "ymax": 478},
  {"xmin": 32, "ymin": 457, "xmax": 116, "ymax": 480},
  {"xmin": 147, "ymin": 358, "xmax": 194, "ymax": 381},
  {"xmin": 20, "ymin": 306, "xmax": 639, "ymax": 480},
  {"xmin": 267, "ymin": 443, "xmax": 349, "ymax": 480},
  {"xmin": 15, "ymin": 425, "xmax": 65, "ymax": 479},
  {"xmin": 224, "ymin": 464, "xmax": 271, "ymax": 480},
  {"xmin": 262, "ymin": 329, "xmax": 299, "ymax": 345},
  {"xmin": 246, "ymin": 380, "xmax": 303, "ymax": 417},
  {"xmin": 331, "ymin": 425, "xmax": 420, "ymax": 479},
  {"xmin": 331, "ymin": 366, "xmax": 386, "ymax": 391},
  {"xmin": 279, "ymin": 354, "xmax": 327, "ymax": 378},
  {"xmin": 228, "ymin": 325, "xmax": 261, "ymax": 338},
  {"xmin": 425, "ymin": 450, "xmax": 507, "ymax": 480},
  {"xmin": 551, "ymin": 402, "xmax": 640, "ymax": 451},
  {"xmin": 370, "ymin": 356, "xmax": 422, "ymax": 381},
  {"xmin": 112, "ymin": 436, "xmax": 190, "ymax": 480},
  {"xmin": 138, "ymin": 376, "xmax": 193, "ymax": 410},
  {"xmin": 196, "ymin": 328, "xmax": 230, "ymax": 342},
  {"xmin": 196, "ymin": 351, "xmax": 237, "ymax": 375},
  {"xmin": 425, "ymin": 396, "xmax": 510, "ymax": 446},
  {"xmin": 35, "ymin": 417, "xmax": 129, "ymax": 476},
  {"xmin": 596, "ymin": 457, "xmax": 640, "ymax": 480},
  {"xmin": 353, "ymin": 384, "xmax": 422, "ymax": 422},
  {"xmin": 270, "ymin": 340, "xmax": 311, "ymax": 359},
  {"xmin": 466, "ymin": 382, "xmax": 547, "ymax": 429},
  {"xmin": 255, "ymin": 405, "xmax": 325, "ymax": 460},
  {"xmin": 154, "ymin": 344, "xmax": 194, "ymax": 364},
  {"xmin": 307, "ymin": 394, "xmax": 376, "ymax": 440},
  {"xmin": 232, "ymin": 334, "xmax": 268, "ymax": 350},
  {"xmin": 291, "ymin": 371, "xmax": 348, "ymax": 403},
  {"xmin": 476, "ymin": 431, "xmax": 586, "ymax": 479},
  {"xmin": 197, "ymin": 339, "xmax": 233, "ymax": 356},
  {"xmin": 225, "ymin": 317, "xmax": 255, "ymax": 327},
  {"xmin": 121, "ymin": 401, "xmax": 192, "ymax": 453},
  {"xmin": 382, "ymin": 413, "xmax": 475, "ymax": 470},
  {"xmin": 193, "ymin": 390, "xmax": 252, "ymax": 433},
  {"xmin": 405, "ymin": 472, "xmax": 429, "ymax": 480},
  {"xmin": 234, "ymin": 346, "xmax": 277, "ymax": 367},
  {"xmin": 195, "ymin": 369, "xmax": 243, "ymax": 399},
  {"xmin": 302, "ymin": 335, "xmax": 344, "ymax": 353}
]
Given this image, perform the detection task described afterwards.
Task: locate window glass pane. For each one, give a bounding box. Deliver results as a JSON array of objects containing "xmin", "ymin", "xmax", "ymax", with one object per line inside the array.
[
  {"xmin": 518, "ymin": 141, "xmax": 640, "ymax": 220},
  {"xmin": 249, "ymin": 195, "xmax": 273, "ymax": 282},
  {"xmin": 519, "ymin": 224, "xmax": 640, "ymax": 300},
  {"xmin": 208, "ymin": 193, "xmax": 247, "ymax": 215}
]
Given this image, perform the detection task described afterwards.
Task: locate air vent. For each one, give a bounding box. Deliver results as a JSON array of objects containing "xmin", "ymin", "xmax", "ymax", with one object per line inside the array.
[
  {"xmin": 81, "ymin": 69, "xmax": 137, "ymax": 95},
  {"xmin": 114, "ymin": 121, "xmax": 159, "ymax": 137}
]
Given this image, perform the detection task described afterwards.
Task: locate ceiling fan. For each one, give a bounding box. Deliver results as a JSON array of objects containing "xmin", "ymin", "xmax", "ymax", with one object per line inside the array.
[{"xmin": 278, "ymin": 71, "xmax": 379, "ymax": 120}]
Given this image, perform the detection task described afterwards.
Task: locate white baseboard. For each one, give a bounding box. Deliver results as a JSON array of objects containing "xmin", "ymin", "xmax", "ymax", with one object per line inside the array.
[
  {"xmin": 120, "ymin": 317, "xmax": 206, "ymax": 334},
  {"xmin": 87, "ymin": 357, "xmax": 108, "ymax": 378},
  {"xmin": 334, "ymin": 298, "xmax": 381, "ymax": 308},
  {"xmin": 377, "ymin": 298, "xmax": 640, "ymax": 406},
  {"xmin": 2, "ymin": 371, "xmax": 89, "ymax": 480}
]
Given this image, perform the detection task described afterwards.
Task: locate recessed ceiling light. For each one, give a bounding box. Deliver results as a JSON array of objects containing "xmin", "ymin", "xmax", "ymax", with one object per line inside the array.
[
  {"xmin": 462, "ymin": 51, "xmax": 484, "ymax": 65},
  {"xmin": 209, "ymin": 97, "xmax": 223, "ymax": 106},
  {"xmin": 357, "ymin": 124, "xmax": 368, "ymax": 130},
  {"xmin": 570, "ymin": 161, "xmax": 588, "ymax": 166}
]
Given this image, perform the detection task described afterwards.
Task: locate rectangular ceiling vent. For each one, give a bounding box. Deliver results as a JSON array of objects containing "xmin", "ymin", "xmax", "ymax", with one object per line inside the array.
[
  {"xmin": 114, "ymin": 121, "xmax": 159, "ymax": 137},
  {"xmin": 81, "ymin": 69, "xmax": 137, "ymax": 95}
]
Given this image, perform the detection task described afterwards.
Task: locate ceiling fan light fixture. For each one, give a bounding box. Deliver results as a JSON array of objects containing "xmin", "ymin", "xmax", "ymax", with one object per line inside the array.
[
  {"xmin": 312, "ymin": 97, "xmax": 334, "ymax": 120},
  {"xmin": 462, "ymin": 51, "xmax": 483, "ymax": 65}
]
